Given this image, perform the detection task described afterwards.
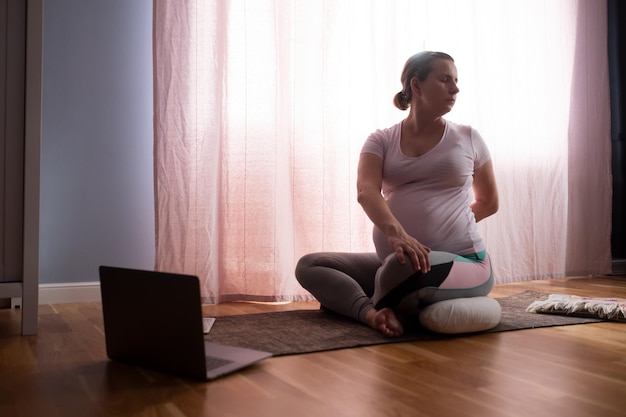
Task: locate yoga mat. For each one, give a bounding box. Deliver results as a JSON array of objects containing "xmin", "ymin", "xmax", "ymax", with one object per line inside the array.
[{"xmin": 205, "ymin": 291, "xmax": 602, "ymax": 356}]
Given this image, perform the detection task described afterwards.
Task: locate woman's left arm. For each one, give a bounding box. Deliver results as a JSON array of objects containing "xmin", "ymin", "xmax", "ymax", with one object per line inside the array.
[{"xmin": 471, "ymin": 159, "xmax": 499, "ymax": 222}]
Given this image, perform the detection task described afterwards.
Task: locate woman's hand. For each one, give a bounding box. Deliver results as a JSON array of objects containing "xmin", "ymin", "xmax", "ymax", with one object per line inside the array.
[{"xmin": 387, "ymin": 229, "xmax": 431, "ymax": 272}]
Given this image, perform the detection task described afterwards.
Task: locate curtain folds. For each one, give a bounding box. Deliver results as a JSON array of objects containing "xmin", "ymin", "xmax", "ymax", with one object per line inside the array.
[{"xmin": 153, "ymin": 0, "xmax": 612, "ymax": 303}]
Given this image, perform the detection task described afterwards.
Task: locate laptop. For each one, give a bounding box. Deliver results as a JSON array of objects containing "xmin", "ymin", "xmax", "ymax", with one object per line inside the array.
[{"xmin": 99, "ymin": 266, "xmax": 272, "ymax": 381}]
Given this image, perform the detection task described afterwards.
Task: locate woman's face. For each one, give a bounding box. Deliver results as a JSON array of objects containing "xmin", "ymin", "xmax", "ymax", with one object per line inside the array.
[{"xmin": 412, "ymin": 58, "xmax": 459, "ymax": 115}]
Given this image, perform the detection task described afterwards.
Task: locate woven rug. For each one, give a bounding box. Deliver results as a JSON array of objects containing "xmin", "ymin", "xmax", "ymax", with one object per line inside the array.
[{"xmin": 205, "ymin": 290, "xmax": 602, "ymax": 356}]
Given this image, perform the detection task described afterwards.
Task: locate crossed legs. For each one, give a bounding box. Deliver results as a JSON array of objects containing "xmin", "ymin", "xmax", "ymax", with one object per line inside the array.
[{"xmin": 295, "ymin": 251, "xmax": 493, "ymax": 337}]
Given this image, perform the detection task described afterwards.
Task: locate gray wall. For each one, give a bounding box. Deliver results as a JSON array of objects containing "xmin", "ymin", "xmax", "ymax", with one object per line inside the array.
[{"xmin": 40, "ymin": 0, "xmax": 155, "ymax": 284}]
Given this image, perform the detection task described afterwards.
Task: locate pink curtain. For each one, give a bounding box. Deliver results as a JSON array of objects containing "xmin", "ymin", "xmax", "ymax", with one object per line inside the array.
[{"xmin": 153, "ymin": 0, "xmax": 612, "ymax": 303}]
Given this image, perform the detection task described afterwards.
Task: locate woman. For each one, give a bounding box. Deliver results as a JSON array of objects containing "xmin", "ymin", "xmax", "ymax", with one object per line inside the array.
[{"xmin": 295, "ymin": 51, "xmax": 499, "ymax": 337}]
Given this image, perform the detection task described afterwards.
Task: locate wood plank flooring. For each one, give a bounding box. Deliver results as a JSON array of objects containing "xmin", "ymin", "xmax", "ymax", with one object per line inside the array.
[{"xmin": 1, "ymin": 276, "xmax": 626, "ymax": 417}]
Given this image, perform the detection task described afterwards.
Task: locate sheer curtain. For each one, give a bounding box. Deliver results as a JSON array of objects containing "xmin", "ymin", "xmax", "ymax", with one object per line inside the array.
[{"xmin": 153, "ymin": 0, "xmax": 612, "ymax": 302}]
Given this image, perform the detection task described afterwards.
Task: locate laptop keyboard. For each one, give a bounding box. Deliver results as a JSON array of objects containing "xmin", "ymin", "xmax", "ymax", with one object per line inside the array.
[{"xmin": 206, "ymin": 355, "xmax": 234, "ymax": 370}]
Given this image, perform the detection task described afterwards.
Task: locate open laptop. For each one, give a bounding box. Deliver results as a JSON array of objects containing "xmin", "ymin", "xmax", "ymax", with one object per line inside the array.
[{"xmin": 99, "ymin": 266, "xmax": 272, "ymax": 381}]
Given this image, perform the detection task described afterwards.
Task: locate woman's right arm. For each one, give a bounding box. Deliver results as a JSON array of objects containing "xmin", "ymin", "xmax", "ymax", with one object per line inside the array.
[{"xmin": 356, "ymin": 153, "xmax": 431, "ymax": 272}]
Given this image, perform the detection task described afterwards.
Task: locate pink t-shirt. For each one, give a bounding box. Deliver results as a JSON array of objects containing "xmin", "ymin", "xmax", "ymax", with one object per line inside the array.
[{"xmin": 361, "ymin": 120, "xmax": 491, "ymax": 260}]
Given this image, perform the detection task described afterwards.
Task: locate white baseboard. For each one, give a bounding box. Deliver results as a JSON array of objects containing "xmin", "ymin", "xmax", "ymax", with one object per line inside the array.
[
  {"xmin": 12, "ymin": 262, "xmax": 625, "ymax": 307},
  {"xmin": 38, "ymin": 282, "xmax": 101, "ymax": 305}
]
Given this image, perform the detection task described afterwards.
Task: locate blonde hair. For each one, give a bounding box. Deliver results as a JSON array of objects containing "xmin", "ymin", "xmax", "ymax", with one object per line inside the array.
[{"xmin": 393, "ymin": 51, "xmax": 454, "ymax": 110}]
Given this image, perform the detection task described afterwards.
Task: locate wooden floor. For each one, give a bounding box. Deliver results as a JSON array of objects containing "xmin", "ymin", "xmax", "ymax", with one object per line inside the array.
[{"xmin": 1, "ymin": 276, "xmax": 626, "ymax": 417}]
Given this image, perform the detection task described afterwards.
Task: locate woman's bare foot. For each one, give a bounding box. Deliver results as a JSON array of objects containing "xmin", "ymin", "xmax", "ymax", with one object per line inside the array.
[{"xmin": 365, "ymin": 307, "xmax": 404, "ymax": 337}]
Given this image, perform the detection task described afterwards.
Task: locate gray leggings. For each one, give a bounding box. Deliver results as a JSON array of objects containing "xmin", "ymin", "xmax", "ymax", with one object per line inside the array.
[{"xmin": 295, "ymin": 251, "xmax": 493, "ymax": 324}]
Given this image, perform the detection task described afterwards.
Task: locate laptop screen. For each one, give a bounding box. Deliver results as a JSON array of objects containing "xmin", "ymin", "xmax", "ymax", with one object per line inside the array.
[{"xmin": 99, "ymin": 266, "xmax": 208, "ymax": 380}]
